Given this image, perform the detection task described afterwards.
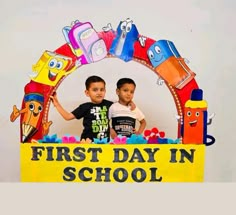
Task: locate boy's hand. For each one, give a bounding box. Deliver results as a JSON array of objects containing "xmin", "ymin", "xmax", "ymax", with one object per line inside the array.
[
  {"xmin": 50, "ymin": 92, "xmax": 59, "ymax": 107},
  {"xmin": 110, "ymin": 128, "xmax": 117, "ymax": 139},
  {"xmin": 133, "ymin": 128, "xmax": 141, "ymax": 135},
  {"xmin": 129, "ymin": 101, "xmax": 136, "ymax": 111}
]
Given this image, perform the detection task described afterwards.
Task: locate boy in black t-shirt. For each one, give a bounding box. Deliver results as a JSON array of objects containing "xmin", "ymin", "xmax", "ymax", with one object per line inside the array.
[{"xmin": 50, "ymin": 76, "xmax": 113, "ymax": 142}]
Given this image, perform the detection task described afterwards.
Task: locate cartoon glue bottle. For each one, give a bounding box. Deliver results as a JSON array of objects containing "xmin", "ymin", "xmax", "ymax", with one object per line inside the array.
[{"xmin": 182, "ymin": 89, "xmax": 215, "ymax": 145}]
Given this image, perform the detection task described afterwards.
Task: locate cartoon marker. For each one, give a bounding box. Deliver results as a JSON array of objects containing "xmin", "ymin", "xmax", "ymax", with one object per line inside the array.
[
  {"xmin": 182, "ymin": 89, "xmax": 215, "ymax": 145},
  {"xmin": 29, "ymin": 50, "xmax": 77, "ymax": 86}
]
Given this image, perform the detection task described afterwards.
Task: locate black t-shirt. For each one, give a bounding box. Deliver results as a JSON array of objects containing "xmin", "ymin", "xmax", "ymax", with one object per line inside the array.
[{"xmin": 71, "ymin": 99, "xmax": 113, "ymax": 141}]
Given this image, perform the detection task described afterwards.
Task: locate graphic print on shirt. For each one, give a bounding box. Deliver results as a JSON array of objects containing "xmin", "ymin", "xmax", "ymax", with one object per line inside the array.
[
  {"xmin": 91, "ymin": 106, "xmax": 109, "ymax": 139},
  {"xmin": 112, "ymin": 116, "xmax": 136, "ymax": 137}
]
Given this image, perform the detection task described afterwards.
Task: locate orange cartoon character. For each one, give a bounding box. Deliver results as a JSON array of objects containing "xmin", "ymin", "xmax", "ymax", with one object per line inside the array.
[
  {"xmin": 29, "ymin": 50, "xmax": 79, "ymax": 86},
  {"xmin": 10, "ymin": 82, "xmax": 52, "ymax": 142},
  {"xmin": 180, "ymin": 89, "xmax": 215, "ymax": 145}
]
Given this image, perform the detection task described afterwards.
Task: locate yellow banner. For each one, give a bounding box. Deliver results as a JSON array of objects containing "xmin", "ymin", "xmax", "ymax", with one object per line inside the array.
[{"xmin": 20, "ymin": 144, "xmax": 205, "ymax": 182}]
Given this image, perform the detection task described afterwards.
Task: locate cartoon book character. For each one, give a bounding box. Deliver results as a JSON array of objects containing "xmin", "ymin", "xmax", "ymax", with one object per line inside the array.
[
  {"xmin": 180, "ymin": 89, "xmax": 215, "ymax": 145},
  {"xmin": 62, "ymin": 20, "xmax": 107, "ymax": 64},
  {"xmin": 30, "ymin": 50, "xmax": 78, "ymax": 86},
  {"xmin": 147, "ymin": 40, "xmax": 196, "ymax": 89},
  {"xmin": 109, "ymin": 18, "xmax": 139, "ymax": 62}
]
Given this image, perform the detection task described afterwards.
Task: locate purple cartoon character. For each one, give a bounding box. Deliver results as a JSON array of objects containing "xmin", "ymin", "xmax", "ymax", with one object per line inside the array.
[{"xmin": 62, "ymin": 20, "xmax": 107, "ymax": 65}]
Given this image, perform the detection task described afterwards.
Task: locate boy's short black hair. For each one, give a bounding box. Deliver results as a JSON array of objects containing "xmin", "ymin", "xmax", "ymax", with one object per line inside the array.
[
  {"xmin": 116, "ymin": 78, "xmax": 136, "ymax": 89},
  {"xmin": 85, "ymin": 76, "xmax": 106, "ymax": 90}
]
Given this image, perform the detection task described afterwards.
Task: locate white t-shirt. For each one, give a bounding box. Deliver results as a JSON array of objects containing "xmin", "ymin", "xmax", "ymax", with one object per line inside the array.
[{"xmin": 109, "ymin": 102, "xmax": 145, "ymax": 137}]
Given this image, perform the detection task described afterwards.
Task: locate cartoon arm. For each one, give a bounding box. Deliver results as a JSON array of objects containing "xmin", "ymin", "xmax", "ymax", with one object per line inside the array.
[
  {"xmin": 175, "ymin": 114, "xmax": 184, "ymax": 138},
  {"xmin": 64, "ymin": 59, "xmax": 82, "ymax": 76},
  {"xmin": 10, "ymin": 105, "xmax": 27, "ymax": 122},
  {"xmin": 156, "ymin": 76, "xmax": 165, "ymax": 86},
  {"xmin": 175, "ymin": 114, "xmax": 181, "ymax": 122},
  {"xmin": 102, "ymin": 23, "xmax": 114, "ymax": 32},
  {"xmin": 207, "ymin": 113, "xmax": 215, "ymax": 125},
  {"xmin": 62, "ymin": 26, "xmax": 71, "ymax": 44},
  {"xmin": 138, "ymin": 36, "xmax": 147, "ymax": 47},
  {"xmin": 42, "ymin": 120, "xmax": 53, "ymax": 136}
]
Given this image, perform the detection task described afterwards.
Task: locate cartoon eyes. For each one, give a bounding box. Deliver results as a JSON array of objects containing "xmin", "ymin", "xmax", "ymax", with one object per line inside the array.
[
  {"xmin": 120, "ymin": 22, "xmax": 126, "ymax": 31},
  {"xmin": 154, "ymin": 46, "xmax": 161, "ymax": 54},
  {"xmin": 48, "ymin": 59, "xmax": 63, "ymax": 69},
  {"xmin": 29, "ymin": 103, "xmax": 43, "ymax": 112},
  {"xmin": 49, "ymin": 59, "xmax": 57, "ymax": 68},
  {"xmin": 186, "ymin": 111, "xmax": 200, "ymax": 117},
  {"xmin": 120, "ymin": 21, "xmax": 132, "ymax": 32},
  {"xmin": 56, "ymin": 61, "xmax": 63, "ymax": 69},
  {"xmin": 148, "ymin": 50, "xmax": 154, "ymax": 59},
  {"xmin": 29, "ymin": 103, "xmax": 34, "ymax": 111},
  {"xmin": 148, "ymin": 46, "xmax": 162, "ymax": 59},
  {"xmin": 126, "ymin": 22, "xmax": 132, "ymax": 32}
]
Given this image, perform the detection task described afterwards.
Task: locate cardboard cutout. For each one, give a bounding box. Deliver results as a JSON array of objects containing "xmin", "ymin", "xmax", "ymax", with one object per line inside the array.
[
  {"xmin": 62, "ymin": 20, "xmax": 107, "ymax": 64},
  {"xmin": 30, "ymin": 50, "xmax": 77, "ymax": 86},
  {"xmin": 147, "ymin": 40, "xmax": 196, "ymax": 89},
  {"xmin": 10, "ymin": 18, "xmax": 216, "ymax": 182},
  {"xmin": 109, "ymin": 18, "xmax": 139, "ymax": 62},
  {"xmin": 182, "ymin": 89, "xmax": 215, "ymax": 145}
]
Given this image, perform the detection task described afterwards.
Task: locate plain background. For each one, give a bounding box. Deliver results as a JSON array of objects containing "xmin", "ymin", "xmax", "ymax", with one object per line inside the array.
[{"xmin": 0, "ymin": 0, "xmax": 235, "ymax": 182}]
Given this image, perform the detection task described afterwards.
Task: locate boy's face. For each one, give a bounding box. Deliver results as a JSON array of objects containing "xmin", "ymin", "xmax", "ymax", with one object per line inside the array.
[
  {"xmin": 116, "ymin": 83, "xmax": 135, "ymax": 104},
  {"xmin": 85, "ymin": 82, "xmax": 106, "ymax": 104}
]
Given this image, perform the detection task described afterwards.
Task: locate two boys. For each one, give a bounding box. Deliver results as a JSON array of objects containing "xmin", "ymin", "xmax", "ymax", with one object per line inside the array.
[{"xmin": 50, "ymin": 75, "xmax": 146, "ymax": 142}]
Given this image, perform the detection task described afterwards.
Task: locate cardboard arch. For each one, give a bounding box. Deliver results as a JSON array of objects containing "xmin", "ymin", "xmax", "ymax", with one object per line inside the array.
[{"xmin": 14, "ymin": 20, "xmax": 199, "ymax": 143}]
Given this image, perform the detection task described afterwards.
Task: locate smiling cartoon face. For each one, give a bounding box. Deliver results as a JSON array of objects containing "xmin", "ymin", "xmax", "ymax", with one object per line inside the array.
[
  {"xmin": 184, "ymin": 107, "xmax": 205, "ymax": 128},
  {"xmin": 147, "ymin": 40, "xmax": 181, "ymax": 68},
  {"xmin": 30, "ymin": 51, "xmax": 73, "ymax": 86},
  {"xmin": 22, "ymin": 100, "xmax": 43, "ymax": 128},
  {"xmin": 21, "ymin": 98, "xmax": 44, "ymax": 142},
  {"xmin": 183, "ymin": 107, "xmax": 207, "ymax": 144}
]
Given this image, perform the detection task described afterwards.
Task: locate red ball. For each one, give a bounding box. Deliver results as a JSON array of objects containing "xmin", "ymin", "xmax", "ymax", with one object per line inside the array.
[
  {"xmin": 144, "ymin": 130, "xmax": 151, "ymax": 137},
  {"xmin": 159, "ymin": 131, "xmax": 165, "ymax": 138},
  {"xmin": 151, "ymin": 127, "xmax": 159, "ymax": 134}
]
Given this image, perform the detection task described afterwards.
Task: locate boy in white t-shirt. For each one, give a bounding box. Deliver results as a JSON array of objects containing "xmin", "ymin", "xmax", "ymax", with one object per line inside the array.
[{"xmin": 109, "ymin": 78, "xmax": 146, "ymax": 138}]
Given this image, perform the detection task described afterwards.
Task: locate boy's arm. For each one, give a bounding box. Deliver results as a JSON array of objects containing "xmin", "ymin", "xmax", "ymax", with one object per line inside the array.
[
  {"xmin": 110, "ymin": 127, "xmax": 117, "ymax": 139},
  {"xmin": 135, "ymin": 118, "xmax": 147, "ymax": 135},
  {"xmin": 50, "ymin": 93, "xmax": 75, "ymax": 121}
]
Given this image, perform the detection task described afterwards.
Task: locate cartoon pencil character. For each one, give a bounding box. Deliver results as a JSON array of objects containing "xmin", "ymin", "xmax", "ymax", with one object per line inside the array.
[
  {"xmin": 181, "ymin": 89, "xmax": 215, "ymax": 145},
  {"xmin": 109, "ymin": 18, "xmax": 139, "ymax": 62},
  {"xmin": 29, "ymin": 50, "xmax": 78, "ymax": 86},
  {"xmin": 10, "ymin": 82, "xmax": 52, "ymax": 142},
  {"xmin": 147, "ymin": 40, "xmax": 196, "ymax": 89}
]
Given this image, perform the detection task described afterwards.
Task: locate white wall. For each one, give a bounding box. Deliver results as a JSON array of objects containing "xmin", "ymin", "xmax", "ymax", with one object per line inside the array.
[{"xmin": 0, "ymin": 0, "xmax": 235, "ymax": 182}]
